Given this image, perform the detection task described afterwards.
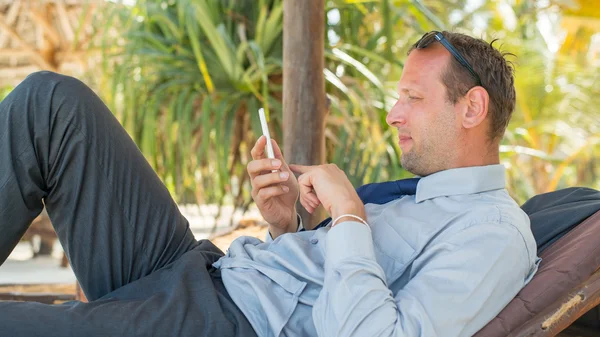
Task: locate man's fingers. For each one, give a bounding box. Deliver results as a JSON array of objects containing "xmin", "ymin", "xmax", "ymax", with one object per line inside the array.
[
  {"xmin": 301, "ymin": 199, "xmax": 314, "ymax": 214},
  {"xmin": 301, "ymin": 191, "xmax": 321, "ymax": 213},
  {"xmin": 252, "ymin": 170, "xmax": 289, "ymax": 190},
  {"xmin": 301, "ymin": 195, "xmax": 319, "ymax": 213},
  {"xmin": 253, "ymin": 136, "xmax": 284, "ymax": 161},
  {"xmin": 289, "ymin": 164, "xmax": 312, "ymax": 174},
  {"xmin": 271, "ymin": 139, "xmax": 294, "ymax": 172},
  {"xmin": 297, "ymin": 173, "xmax": 320, "ymax": 211},
  {"xmin": 256, "ymin": 185, "xmax": 290, "ymax": 201},
  {"xmin": 250, "ymin": 135, "xmax": 268, "ymax": 160},
  {"xmin": 306, "ymin": 191, "xmax": 320, "ymax": 207},
  {"xmin": 298, "ymin": 187, "xmax": 315, "ymax": 214},
  {"xmin": 247, "ymin": 158, "xmax": 282, "ymax": 180},
  {"xmin": 271, "ymin": 139, "xmax": 284, "ymax": 159},
  {"xmin": 299, "ymin": 182, "xmax": 320, "ymax": 206}
]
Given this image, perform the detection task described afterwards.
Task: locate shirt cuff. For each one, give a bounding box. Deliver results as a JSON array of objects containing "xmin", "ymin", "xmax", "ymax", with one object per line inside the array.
[{"xmin": 326, "ymin": 221, "xmax": 376, "ymax": 266}]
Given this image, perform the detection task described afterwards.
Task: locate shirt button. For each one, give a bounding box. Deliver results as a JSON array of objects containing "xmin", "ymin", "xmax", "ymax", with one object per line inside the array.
[{"xmin": 310, "ymin": 238, "xmax": 319, "ymax": 244}]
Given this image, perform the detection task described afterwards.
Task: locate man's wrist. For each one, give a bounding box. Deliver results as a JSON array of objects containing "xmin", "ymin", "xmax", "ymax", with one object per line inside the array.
[
  {"xmin": 332, "ymin": 215, "xmax": 364, "ymax": 225},
  {"xmin": 331, "ymin": 201, "xmax": 366, "ymax": 222},
  {"xmin": 268, "ymin": 211, "xmax": 299, "ymax": 239}
]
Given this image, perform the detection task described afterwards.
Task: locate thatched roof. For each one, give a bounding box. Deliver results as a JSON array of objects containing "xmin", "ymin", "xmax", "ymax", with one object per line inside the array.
[
  {"xmin": 0, "ymin": 0, "xmax": 104, "ymax": 4},
  {"xmin": 0, "ymin": 0, "xmax": 106, "ymax": 87}
]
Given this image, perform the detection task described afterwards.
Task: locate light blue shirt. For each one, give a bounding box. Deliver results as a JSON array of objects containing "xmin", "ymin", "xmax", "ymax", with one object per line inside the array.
[{"xmin": 213, "ymin": 165, "xmax": 540, "ymax": 337}]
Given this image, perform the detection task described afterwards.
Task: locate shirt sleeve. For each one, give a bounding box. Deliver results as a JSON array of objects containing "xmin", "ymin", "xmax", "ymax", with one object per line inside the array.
[
  {"xmin": 312, "ymin": 221, "xmax": 534, "ymax": 337},
  {"xmin": 265, "ymin": 213, "xmax": 304, "ymax": 242}
]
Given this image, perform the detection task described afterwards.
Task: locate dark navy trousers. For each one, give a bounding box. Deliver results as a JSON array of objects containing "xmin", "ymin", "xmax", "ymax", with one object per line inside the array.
[{"xmin": 0, "ymin": 71, "xmax": 257, "ymax": 337}]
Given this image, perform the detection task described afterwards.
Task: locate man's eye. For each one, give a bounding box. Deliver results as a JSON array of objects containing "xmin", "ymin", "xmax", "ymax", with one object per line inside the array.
[{"xmin": 408, "ymin": 96, "xmax": 420, "ymax": 100}]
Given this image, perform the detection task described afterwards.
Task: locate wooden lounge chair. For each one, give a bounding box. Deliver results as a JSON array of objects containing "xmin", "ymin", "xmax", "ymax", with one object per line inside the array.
[{"xmin": 475, "ymin": 187, "xmax": 600, "ymax": 336}]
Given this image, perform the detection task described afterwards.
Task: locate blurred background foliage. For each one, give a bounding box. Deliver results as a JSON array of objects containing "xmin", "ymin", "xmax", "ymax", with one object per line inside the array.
[
  {"xmin": 0, "ymin": 86, "xmax": 11, "ymax": 100},
  {"xmin": 64, "ymin": 0, "xmax": 600, "ymax": 211}
]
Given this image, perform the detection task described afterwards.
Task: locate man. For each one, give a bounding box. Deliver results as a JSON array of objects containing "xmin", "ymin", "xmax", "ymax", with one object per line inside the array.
[{"xmin": 0, "ymin": 31, "xmax": 538, "ymax": 337}]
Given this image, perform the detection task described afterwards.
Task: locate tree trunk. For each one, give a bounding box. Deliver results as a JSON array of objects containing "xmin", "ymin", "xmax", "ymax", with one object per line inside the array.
[{"xmin": 283, "ymin": 0, "xmax": 327, "ymax": 229}]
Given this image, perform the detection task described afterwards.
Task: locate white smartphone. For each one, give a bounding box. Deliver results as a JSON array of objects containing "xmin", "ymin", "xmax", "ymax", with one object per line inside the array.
[{"xmin": 258, "ymin": 108, "xmax": 275, "ymax": 159}]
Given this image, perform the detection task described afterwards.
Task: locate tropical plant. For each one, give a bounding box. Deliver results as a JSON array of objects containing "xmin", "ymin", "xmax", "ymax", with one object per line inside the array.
[
  {"xmin": 100, "ymin": 0, "xmax": 286, "ymax": 215},
  {"xmin": 0, "ymin": 86, "xmax": 12, "ymax": 101},
  {"xmin": 495, "ymin": 2, "xmax": 600, "ymax": 203}
]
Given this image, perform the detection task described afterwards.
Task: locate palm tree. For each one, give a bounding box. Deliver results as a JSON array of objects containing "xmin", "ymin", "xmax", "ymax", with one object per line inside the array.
[
  {"xmin": 100, "ymin": 0, "xmax": 286, "ymax": 215},
  {"xmin": 499, "ymin": 1, "xmax": 600, "ymax": 203}
]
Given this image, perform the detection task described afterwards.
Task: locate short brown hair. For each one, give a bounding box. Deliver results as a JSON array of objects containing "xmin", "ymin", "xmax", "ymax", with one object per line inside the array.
[{"xmin": 409, "ymin": 31, "xmax": 516, "ymax": 142}]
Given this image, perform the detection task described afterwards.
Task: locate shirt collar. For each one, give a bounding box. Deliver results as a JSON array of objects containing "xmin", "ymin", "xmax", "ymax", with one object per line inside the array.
[{"xmin": 414, "ymin": 164, "xmax": 506, "ymax": 203}]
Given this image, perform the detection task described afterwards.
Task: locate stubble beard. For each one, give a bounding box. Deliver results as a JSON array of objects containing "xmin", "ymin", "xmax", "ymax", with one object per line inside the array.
[
  {"xmin": 400, "ymin": 141, "xmax": 446, "ymax": 177},
  {"xmin": 401, "ymin": 149, "xmax": 427, "ymax": 177}
]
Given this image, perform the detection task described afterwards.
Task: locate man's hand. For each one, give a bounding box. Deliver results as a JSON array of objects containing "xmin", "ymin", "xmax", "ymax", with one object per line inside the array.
[
  {"xmin": 289, "ymin": 164, "xmax": 366, "ymax": 223},
  {"xmin": 248, "ymin": 136, "xmax": 299, "ymax": 238}
]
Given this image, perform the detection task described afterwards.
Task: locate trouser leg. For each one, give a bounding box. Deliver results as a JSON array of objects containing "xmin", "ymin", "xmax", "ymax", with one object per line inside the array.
[
  {"xmin": 0, "ymin": 71, "xmax": 259, "ymax": 337},
  {"xmin": 0, "ymin": 71, "xmax": 198, "ymax": 300},
  {"xmin": 0, "ymin": 240, "xmax": 253, "ymax": 337}
]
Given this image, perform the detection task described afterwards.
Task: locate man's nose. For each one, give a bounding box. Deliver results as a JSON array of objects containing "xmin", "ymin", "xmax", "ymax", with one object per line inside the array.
[{"xmin": 386, "ymin": 100, "xmax": 407, "ymax": 127}]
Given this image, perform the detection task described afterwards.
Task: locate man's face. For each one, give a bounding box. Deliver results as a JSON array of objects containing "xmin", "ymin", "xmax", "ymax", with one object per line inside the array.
[{"xmin": 386, "ymin": 45, "xmax": 464, "ymax": 177}]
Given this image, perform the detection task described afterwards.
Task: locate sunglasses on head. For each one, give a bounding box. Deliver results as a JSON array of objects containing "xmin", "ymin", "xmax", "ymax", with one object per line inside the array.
[{"xmin": 415, "ymin": 31, "xmax": 483, "ymax": 88}]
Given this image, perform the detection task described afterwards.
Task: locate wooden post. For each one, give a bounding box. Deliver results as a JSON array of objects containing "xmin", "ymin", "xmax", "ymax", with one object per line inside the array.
[{"xmin": 283, "ymin": 0, "xmax": 327, "ymax": 228}]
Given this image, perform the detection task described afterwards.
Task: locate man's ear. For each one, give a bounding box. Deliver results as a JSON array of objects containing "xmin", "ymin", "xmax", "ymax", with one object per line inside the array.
[{"xmin": 462, "ymin": 86, "xmax": 489, "ymax": 129}]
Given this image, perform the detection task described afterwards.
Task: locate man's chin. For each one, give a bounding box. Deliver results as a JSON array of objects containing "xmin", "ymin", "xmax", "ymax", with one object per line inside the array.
[
  {"xmin": 402, "ymin": 158, "xmax": 443, "ymax": 177},
  {"xmin": 400, "ymin": 155, "xmax": 417, "ymax": 175},
  {"xmin": 401, "ymin": 154, "xmax": 429, "ymax": 177}
]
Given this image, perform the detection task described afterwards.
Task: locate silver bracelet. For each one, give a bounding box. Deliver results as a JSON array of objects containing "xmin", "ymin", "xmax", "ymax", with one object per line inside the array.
[{"xmin": 331, "ymin": 214, "xmax": 371, "ymax": 232}]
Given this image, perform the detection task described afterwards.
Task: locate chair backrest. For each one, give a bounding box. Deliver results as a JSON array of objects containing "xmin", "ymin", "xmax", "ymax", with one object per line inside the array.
[
  {"xmin": 523, "ymin": 187, "xmax": 600, "ymax": 253},
  {"xmin": 474, "ymin": 187, "xmax": 600, "ymax": 337}
]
